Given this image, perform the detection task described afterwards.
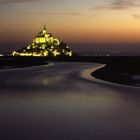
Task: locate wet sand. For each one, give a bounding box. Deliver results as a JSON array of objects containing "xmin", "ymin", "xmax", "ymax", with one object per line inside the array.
[{"xmin": 0, "ymin": 62, "xmax": 140, "ymax": 140}]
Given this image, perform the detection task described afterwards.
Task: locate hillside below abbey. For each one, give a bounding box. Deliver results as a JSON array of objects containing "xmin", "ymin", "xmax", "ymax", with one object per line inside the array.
[{"xmin": 12, "ymin": 26, "xmax": 72, "ymax": 57}]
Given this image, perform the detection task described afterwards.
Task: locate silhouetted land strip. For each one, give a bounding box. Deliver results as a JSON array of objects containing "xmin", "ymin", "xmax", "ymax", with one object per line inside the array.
[
  {"xmin": 88, "ymin": 56, "xmax": 140, "ymax": 87},
  {"xmin": 0, "ymin": 56, "xmax": 48, "ymax": 69},
  {"xmin": 0, "ymin": 56, "xmax": 140, "ymax": 87},
  {"xmin": 1, "ymin": 55, "xmax": 140, "ymax": 64}
]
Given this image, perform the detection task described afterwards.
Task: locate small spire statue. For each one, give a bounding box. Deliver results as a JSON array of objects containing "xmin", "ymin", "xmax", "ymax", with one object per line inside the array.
[{"xmin": 44, "ymin": 24, "xmax": 46, "ymax": 30}]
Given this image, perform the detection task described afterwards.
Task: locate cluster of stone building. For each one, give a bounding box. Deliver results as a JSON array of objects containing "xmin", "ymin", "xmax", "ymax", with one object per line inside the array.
[{"xmin": 12, "ymin": 26, "xmax": 72, "ymax": 57}]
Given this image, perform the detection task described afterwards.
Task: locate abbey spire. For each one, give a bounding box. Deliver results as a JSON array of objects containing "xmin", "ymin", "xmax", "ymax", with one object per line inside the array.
[{"xmin": 43, "ymin": 24, "xmax": 46, "ymax": 30}]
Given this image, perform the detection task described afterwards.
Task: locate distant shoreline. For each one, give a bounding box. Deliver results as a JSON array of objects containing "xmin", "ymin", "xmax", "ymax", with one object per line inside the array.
[{"xmin": 0, "ymin": 56, "xmax": 48, "ymax": 70}]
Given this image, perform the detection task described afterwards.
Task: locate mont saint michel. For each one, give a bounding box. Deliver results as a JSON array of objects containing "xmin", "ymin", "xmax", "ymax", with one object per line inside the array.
[{"xmin": 12, "ymin": 25, "xmax": 72, "ymax": 57}]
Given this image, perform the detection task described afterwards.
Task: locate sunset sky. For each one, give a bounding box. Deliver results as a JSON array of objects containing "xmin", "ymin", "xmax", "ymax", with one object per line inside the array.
[{"xmin": 1, "ymin": 0, "xmax": 140, "ymax": 53}]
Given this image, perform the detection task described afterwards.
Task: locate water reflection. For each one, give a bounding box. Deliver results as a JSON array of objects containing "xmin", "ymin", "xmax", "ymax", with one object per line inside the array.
[
  {"xmin": 0, "ymin": 86, "xmax": 140, "ymax": 140},
  {"xmin": 42, "ymin": 76, "xmax": 65, "ymax": 86}
]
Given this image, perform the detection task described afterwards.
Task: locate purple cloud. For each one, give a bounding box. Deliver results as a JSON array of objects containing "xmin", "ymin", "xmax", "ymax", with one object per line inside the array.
[
  {"xmin": 92, "ymin": 0, "xmax": 140, "ymax": 10},
  {"xmin": 30, "ymin": 11, "xmax": 82, "ymax": 16},
  {"xmin": 0, "ymin": 0, "xmax": 39, "ymax": 3},
  {"xmin": 132, "ymin": 14, "xmax": 140, "ymax": 19}
]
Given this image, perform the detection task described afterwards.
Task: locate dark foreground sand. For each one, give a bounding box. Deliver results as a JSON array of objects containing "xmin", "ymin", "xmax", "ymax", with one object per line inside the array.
[
  {"xmin": 0, "ymin": 56, "xmax": 48, "ymax": 69},
  {"xmin": 92, "ymin": 64, "xmax": 140, "ymax": 87}
]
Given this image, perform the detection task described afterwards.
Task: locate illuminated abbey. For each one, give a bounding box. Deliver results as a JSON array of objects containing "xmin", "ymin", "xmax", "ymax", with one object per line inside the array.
[{"xmin": 12, "ymin": 25, "xmax": 72, "ymax": 57}]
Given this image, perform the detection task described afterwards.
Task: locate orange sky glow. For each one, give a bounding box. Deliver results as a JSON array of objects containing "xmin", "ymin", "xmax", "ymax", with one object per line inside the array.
[{"xmin": 1, "ymin": 0, "xmax": 140, "ymax": 52}]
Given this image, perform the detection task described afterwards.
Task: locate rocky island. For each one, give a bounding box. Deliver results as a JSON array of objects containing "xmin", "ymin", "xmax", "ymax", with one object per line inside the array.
[{"xmin": 12, "ymin": 25, "xmax": 72, "ymax": 57}]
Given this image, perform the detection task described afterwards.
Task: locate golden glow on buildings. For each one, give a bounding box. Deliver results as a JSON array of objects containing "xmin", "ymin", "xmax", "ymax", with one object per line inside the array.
[
  {"xmin": 12, "ymin": 25, "xmax": 72, "ymax": 57},
  {"xmin": 34, "ymin": 37, "xmax": 46, "ymax": 44}
]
